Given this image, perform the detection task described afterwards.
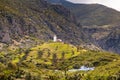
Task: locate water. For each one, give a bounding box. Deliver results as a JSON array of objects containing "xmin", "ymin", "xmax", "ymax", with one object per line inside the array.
[{"xmin": 68, "ymin": 66, "xmax": 95, "ymax": 72}]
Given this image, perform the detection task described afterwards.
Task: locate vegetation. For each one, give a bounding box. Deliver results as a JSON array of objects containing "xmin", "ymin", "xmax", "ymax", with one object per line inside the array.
[
  {"xmin": 47, "ymin": 0, "xmax": 120, "ymax": 54},
  {"xmin": 0, "ymin": 0, "xmax": 84, "ymax": 45},
  {"xmin": 48, "ymin": 0, "xmax": 120, "ymax": 26},
  {"xmin": 0, "ymin": 42, "xmax": 120, "ymax": 80},
  {"xmin": 0, "ymin": 0, "xmax": 120, "ymax": 80}
]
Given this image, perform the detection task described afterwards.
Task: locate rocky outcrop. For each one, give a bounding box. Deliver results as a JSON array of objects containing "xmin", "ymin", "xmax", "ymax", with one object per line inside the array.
[
  {"xmin": 0, "ymin": 0, "xmax": 84, "ymax": 45},
  {"xmin": 82, "ymin": 25, "xmax": 120, "ymax": 54},
  {"xmin": 99, "ymin": 28, "xmax": 120, "ymax": 53}
]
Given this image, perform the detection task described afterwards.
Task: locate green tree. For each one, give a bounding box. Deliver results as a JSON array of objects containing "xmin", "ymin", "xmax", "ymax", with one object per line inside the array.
[
  {"xmin": 61, "ymin": 51, "xmax": 65, "ymax": 60},
  {"xmin": 52, "ymin": 53, "xmax": 57, "ymax": 67},
  {"xmin": 38, "ymin": 50, "xmax": 43, "ymax": 58}
]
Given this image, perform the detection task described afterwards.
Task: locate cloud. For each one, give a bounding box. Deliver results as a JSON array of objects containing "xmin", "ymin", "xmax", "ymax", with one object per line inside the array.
[
  {"xmin": 67, "ymin": 0, "xmax": 120, "ymax": 11},
  {"xmin": 67, "ymin": 0, "xmax": 105, "ymax": 3}
]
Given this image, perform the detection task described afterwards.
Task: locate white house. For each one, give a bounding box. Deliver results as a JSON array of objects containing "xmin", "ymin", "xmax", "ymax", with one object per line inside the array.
[
  {"xmin": 53, "ymin": 35, "xmax": 57, "ymax": 42},
  {"xmin": 53, "ymin": 35, "xmax": 62, "ymax": 42}
]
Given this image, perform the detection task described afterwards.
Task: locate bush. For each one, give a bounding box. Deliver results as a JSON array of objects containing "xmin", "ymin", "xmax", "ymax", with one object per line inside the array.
[
  {"xmin": 7, "ymin": 62, "xmax": 17, "ymax": 70},
  {"xmin": 66, "ymin": 73, "xmax": 82, "ymax": 80}
]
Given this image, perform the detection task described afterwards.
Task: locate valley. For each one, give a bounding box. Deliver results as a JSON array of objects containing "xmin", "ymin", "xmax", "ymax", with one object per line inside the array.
[{"xmin": 0, "ymin": 0, "xmax": 120, "ymax": 80}]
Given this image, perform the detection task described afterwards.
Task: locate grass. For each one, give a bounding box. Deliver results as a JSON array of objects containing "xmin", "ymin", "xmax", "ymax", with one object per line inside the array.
[
  {"xmin": 31, "ymin": 42, "xmax": 81, "ymax": 59},
  {"xmin": 0, "ymin": 42, "xmax": 120, "ymax": 79},
  {"xmin": 65, "ymin": 50, "xmax": 120, "ymax": 68}
]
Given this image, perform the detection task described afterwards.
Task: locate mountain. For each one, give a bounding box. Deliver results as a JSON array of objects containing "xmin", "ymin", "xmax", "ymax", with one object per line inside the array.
[
  {"xmin": 0, "ymin": 0, "xmax": 86, "ymax": 46},
  {"xmin": 0, "ymin": 1, "xmax": 120, "ymax": 79},
  {"xmin": 99, "ymin": 26, "xmax": 120, "ymax": 53},
  {"xmin": 0, "ymin": 0, "xmax": 119, "ymax": 54},
  {"xmin": 47, "ymin": 0, "xmax": 120, "ymax": 26},
  {"xmin": 47, "ymin": 0, "xmax": 120, "ymax": 54},
  {"xmin": 82, "ymin": 25, "xmax": 120, "ymax": 54}
]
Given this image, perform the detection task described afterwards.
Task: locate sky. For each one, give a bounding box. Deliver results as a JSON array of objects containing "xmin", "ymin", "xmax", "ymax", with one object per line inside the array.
[{"xmin": 67, "ymin": 0, "xmax": 120, "ymax": 11}]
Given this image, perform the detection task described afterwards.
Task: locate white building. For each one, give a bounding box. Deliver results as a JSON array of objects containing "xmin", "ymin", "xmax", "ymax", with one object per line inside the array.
[
  {"xmin": 53, "ymin": 35, "xmax": 62, "ymax": 42},
  {"xmin": 53, "ymin": 35, "xmax": 57, "ymax": 42}
]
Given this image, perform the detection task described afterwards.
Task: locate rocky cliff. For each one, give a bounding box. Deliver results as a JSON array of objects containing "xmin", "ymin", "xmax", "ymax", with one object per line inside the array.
[{"xmin": 0, "ymin": 0, "xmax": 84, "ymax": 45}]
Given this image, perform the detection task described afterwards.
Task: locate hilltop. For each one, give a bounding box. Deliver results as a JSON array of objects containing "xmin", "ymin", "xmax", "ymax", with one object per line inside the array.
[
  {"xmin": 0, "ymin": 0, "xmax": 120, "ymax": 54},
  {"xmin": 0, "ymin": 0, "xmax": 120, "ymax": 80},
  {"xmin": 0, "ymin": 42, "xmax": 120, "ymax": 79}
]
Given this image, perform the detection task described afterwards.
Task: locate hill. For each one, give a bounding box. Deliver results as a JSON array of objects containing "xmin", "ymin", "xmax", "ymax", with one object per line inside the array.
[
  {"xmin": 47, "ymin": 0, "xmax": 120, "ymax": 54},
  {"xmin": 0, "ymin": 1, "xmax": 120, "ymax": 79},
  {"xmin": 48, "ymin": 0, "xmax": 120, "ymax": 26},
  {"xmin": 0, "ymin": 42, "xmax": 120, "ymax": 79},
  {"xmin": 0, "ymin": 0, "xmax": 120, "ymax": 54},
  {"xmin": 0, "ymin": 0, "xmax": 84, "ymax": 46}
]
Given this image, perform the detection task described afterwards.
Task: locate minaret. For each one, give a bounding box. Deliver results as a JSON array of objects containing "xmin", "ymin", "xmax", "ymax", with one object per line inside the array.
[{"xmin": 53, "ymin": 35, "xmax": 57, "ymax": 42}]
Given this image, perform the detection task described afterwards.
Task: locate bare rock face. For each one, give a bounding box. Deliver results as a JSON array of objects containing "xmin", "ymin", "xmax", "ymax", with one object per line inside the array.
[
  {"xmin": 1, "ymin": 0, "xmax": 119, "ymax": 54},
  {"xmin": 0, "ymin": 0, "xmax": 84, "ymax": 45},
  {"xmin": 82, "ymin": 25, "xmax": 120, "ymax": 54},
  {"xmin": 2, "ymin": 31, "xmax": 11, "ymax": 43},
  {"xmin": 47, "ymin": 0, "xmax": 120, "ymax": 54},
  {"xmin": 99, "ymin": 29, "xmax": 120, "ymax": 54}
]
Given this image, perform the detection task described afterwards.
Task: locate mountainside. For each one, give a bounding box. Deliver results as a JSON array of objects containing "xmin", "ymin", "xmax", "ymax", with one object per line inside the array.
[
  {"xmin": 82, "ymin": 25, "xmax": 120, "ymax": 53},
  {"xmin": 0, "ymin": 0, "xmax": 119, "ymax": 54},
  {"xmin": 0, "ymin": 0, "xmax": 120, "ymax": 80},
  {"xmin": 47, "ymin": 0, "xmax": 120, "ymax": 54},
  {"xmin": 99, "ymin": 27, "xmax": 120, "ymax": 53},
  {"xmin": 48, "ymin": 0, "xmax": 120, "ymax": 26},
  {"xmin": 0, "ymin": 0, "xmax": 84, "ymax": 46}
]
